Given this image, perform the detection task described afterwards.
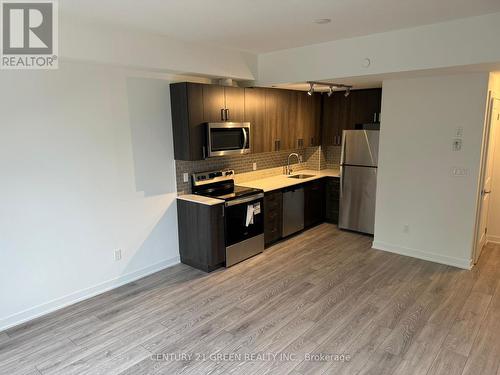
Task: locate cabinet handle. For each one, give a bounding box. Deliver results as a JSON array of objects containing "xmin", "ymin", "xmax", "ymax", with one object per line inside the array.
[
  {"xmin": 373, "ymin": 113, "xmax": 377, "ymax": 122},
  {"xmin": 221, "ymin": 109, "xmax": 225, "ymax": 121},
  {"xmin": 225, "ymin": 109, "xmax": 229, "ymax": 121},
  {"xmin": 202, "ymin": 146, "xmax": 207, "ymax": 159}
]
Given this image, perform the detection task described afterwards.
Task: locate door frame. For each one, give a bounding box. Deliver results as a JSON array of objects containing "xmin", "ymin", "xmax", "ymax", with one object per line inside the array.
[{"xmin": 472, "ymin": 91, "xmax": 498, "ymax": 264}]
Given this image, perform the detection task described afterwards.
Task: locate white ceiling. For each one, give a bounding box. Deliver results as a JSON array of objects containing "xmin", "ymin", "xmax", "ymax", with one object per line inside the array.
[{"xmin": 60, "ymin": 0, "xmax": 500, "ymax": 53}]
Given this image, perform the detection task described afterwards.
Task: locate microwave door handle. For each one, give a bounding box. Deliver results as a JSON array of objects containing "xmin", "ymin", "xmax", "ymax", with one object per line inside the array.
[{"xmin": 242, "ymin": 128, "xmax": 248, "ymax": 149}]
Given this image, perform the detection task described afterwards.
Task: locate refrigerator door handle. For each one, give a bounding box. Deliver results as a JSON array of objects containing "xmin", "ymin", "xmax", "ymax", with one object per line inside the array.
[
  {"xmin": 339, "ymin": 165, "xmax": 344, "ymax": 198},
  {"xmin": 340, "ymin": 131, "xmax": 347, "ymax": 165}
]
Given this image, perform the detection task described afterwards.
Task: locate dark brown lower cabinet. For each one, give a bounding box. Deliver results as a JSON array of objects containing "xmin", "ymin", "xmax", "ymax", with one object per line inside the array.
[
  {"xmin": 264, "ymin": 190, "xmax": 283, "ymax": 247},
  {"xmin": 325, "ymin": 177, "xmax": 340, "ymax": 224},
  {"xmin": 304, "ymin": 179, "xmax": 326, "ymax": 228},
  {"xmin": 177, "ymin": 200, "xmax": 225, "ymax": 272}
]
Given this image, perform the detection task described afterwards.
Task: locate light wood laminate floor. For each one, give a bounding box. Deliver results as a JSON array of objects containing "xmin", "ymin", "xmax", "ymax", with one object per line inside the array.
[{"xmin": 1, "ymin": 224, "xmax": 500, "ymax": 375}]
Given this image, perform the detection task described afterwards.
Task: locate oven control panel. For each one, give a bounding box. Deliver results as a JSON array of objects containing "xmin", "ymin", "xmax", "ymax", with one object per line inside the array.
[{"xmin": 193, "ymin": 170, "xmax": 234, "ymax": 185}]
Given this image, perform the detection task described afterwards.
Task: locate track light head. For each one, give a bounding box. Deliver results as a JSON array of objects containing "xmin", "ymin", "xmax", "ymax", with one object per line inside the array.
[
  {"xmin": 307, "ymin": 82, "xmax": 314, "ymax": 96},
  {"xmin": 344, "ymin": 87, "xmax": 351, "ymax": 97}
]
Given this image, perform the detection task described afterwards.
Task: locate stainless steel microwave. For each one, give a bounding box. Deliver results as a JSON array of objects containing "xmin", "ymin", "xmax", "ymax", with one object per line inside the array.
[{"xmin": 206, "ymin": 122, "xmax": 251, "ymax": 157}]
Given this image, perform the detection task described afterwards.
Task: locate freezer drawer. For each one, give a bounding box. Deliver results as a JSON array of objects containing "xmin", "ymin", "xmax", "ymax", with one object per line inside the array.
[
  {"xmin": 339, "ymin": 165, "xmax": 377, "ymax": 234},
  {"xmin": 282, "ymin": 187, "xmax": 304, "ymax": 237}
]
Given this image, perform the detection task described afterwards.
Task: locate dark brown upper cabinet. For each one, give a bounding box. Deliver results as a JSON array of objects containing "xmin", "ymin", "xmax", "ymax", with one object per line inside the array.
[
  {"xmin": 297, "ymin": 92, "xmax": 322, "ymax": 147},
  {"xmin": 322, "ymin": 88, "xmax": 381, "ymax": 146},
  {"xmin": 201, "ymin": 84, "xmax": 225, "ymax": 122},
  {"xmin": 202, "ymin": 84, "xmax": 245, "ymax": 123},
  {"xmin": 349, "ymin": 88, "xmax": 382, "ymax": 127},
  {"xmin": 171, "ymin": 82, "xmax": 328, "ymax": 160},
  {"xmin": 322, "ymin": 91, "xmax": 350, "ymax": 147},
  {"xmin": 259, "ymin": 88, "xmax": 321, "ymax": 153},
  {"xmin": 170, "ymin": 82, "xmax": 245, "ymax": 160},
  {"xmin": 244, "ymin": 87, "xmax": 267, "ymax": 153},
  {"xmin": 264, "ymin": 88, "xmax": 293, "ymax": 152},
  {"xmin": 170, "ymin": 82, "xmax": 205, "ymax": 160},
  {"xmin": 223, "ymin": 86, "xmax": 245, "ymax": 122}
]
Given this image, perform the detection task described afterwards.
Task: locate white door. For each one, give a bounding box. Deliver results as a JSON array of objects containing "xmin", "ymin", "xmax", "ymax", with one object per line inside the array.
[{"xmin": 475, "ymin": 97, "xmax": 500, "ymax": 263}]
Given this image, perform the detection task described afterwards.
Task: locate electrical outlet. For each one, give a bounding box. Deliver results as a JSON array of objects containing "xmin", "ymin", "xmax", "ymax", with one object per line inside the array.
[
  {"xmin": 452, "ymin": 167, "xmax": 468, "ymax": 176},
  {"xmin": 183, "ymin": 173, "xmax": 189, "ymax": 183},
  {"xmin": 252, "ymin": 162, "xmax": 257, "ymax": 171},
  {"xmin": 299, "ymin": 155, "xmax": 303, "ymax": 163},
  {"xmin": 114, "ymin": 249, "xmax": 122, "ymax": 261}
]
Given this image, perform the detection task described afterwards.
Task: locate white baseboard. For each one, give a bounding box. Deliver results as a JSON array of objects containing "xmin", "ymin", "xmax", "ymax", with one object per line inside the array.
[
  {"xmin": 487, "ymin": 235, "xmax": 500, "ymax": 245},
  {"xmin": 372, "ymin": 241, "xmax": 472, "ymax": 270},
  {"xmin": 0, "ymin": 256, "xmax": 180, "ymax": 332}
]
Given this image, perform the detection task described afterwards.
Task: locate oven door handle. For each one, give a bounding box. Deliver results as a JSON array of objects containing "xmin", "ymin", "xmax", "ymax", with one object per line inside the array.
[{"xmin": 225, "ymin": 193, "xmax": 264, "ymax": 207}]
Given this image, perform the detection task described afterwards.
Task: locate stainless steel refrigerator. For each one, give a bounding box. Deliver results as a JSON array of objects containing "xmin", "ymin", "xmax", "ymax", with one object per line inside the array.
[{"xmin": 339, "ymin": 130, "xmax": 379, "ymax": 234}]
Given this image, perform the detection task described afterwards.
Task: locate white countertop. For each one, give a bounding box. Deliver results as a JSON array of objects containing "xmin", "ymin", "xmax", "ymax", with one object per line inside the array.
[
  {"xmin": 177, "ymin": 169, "xmax": 340, "ymax": 204},
  {"xmin": 238, "ymin": 169, "xmax": 340, "ymax": 193},
  {"xmin": 177, "ymin": 194, "xmax": 224, "ymax": 206}
]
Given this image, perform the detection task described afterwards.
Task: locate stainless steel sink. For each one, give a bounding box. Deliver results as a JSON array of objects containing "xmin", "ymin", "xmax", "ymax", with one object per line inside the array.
[{"xmin": 288, "ymin": 174, "xmax": 315, "ymax": 179}]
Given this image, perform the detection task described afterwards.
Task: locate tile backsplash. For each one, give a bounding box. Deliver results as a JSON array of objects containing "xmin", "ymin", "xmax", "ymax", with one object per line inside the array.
[
  {"xmin": 175, "ymin": 145, "xmax": 342, "ymax": 194},
  {"xmin": 324, "ymin": 146, "xmax": 342, "ymax": 169}
]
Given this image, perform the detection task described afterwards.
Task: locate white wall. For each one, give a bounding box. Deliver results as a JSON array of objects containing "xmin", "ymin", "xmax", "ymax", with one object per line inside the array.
[
  {"xmin": 373, "ymin": 73, "xmax": 490, "ymax": 269},
  {"xmin": 257, "ymin": 12, "xmax": 500, "ymax": 84},
  {"xmin": 0, "ymin": 61, "xmax": 197, "ymax": 330},
  {"xmin": 486, "ymin": 73, "xmax": 500, "ymax": 244}
]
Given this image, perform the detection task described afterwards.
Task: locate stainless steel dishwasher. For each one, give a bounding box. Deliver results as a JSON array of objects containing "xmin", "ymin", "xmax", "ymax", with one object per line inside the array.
[{"xmin": 282, "ymin": 186, "xmax": 304, "ymax": 237}]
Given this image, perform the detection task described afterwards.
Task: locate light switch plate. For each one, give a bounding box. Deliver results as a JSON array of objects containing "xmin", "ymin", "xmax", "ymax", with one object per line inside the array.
[
  {"xmin": 183, "ymin": 173, "xmax": 189, "ymax": 183},
  {"xmin": 253, "ymin": 162, "xmax": 257, "ymax": 171}
]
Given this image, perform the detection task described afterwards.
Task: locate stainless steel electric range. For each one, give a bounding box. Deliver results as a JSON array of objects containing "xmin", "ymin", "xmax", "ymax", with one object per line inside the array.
[{"xmin": 192, "ymin": 170, "xmax": 264, "ymax": 267}]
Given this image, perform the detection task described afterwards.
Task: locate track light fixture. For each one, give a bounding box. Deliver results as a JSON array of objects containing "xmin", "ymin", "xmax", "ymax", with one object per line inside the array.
[
  {"xmin": 307, "ymin": 82, "xmax": 314, "ymax": 96},
  {"xmin": 306, "ymin": 81, "xmax": 352, "ymax": 97}
]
